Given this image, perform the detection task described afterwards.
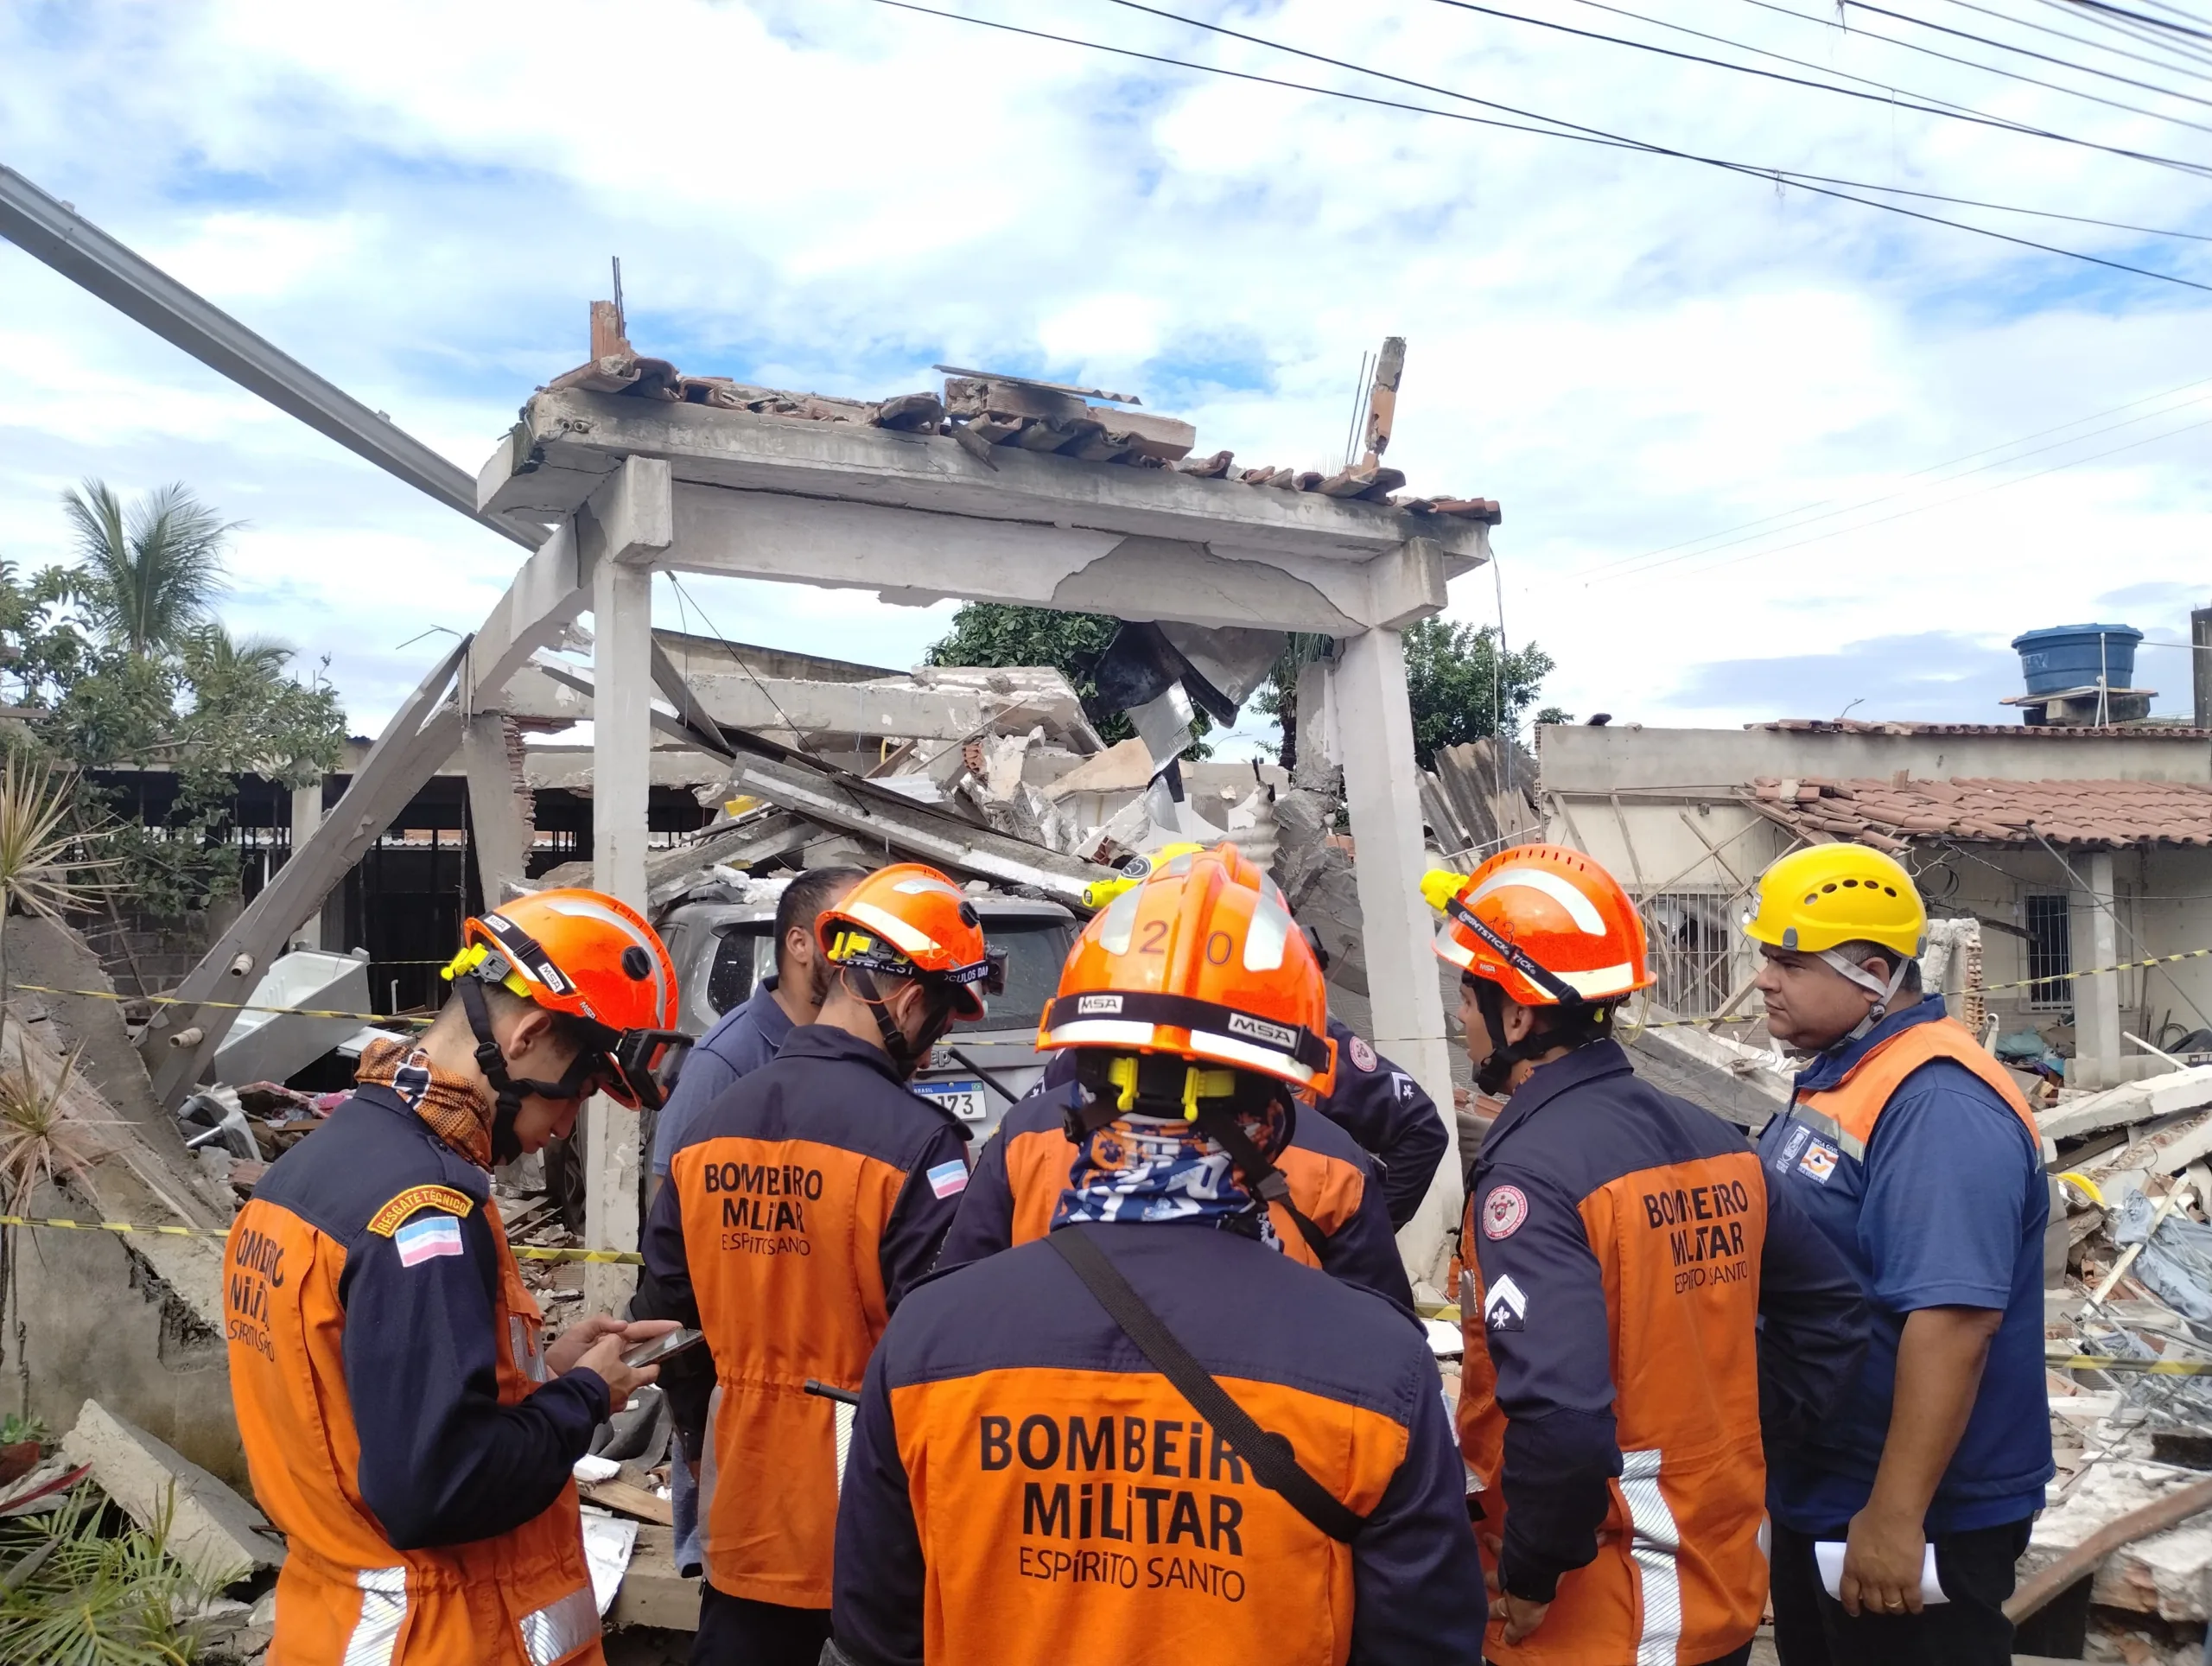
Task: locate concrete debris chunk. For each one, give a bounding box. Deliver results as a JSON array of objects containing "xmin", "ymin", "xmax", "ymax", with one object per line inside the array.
[
  {"xmin": 2042, "ymin": 1065, "xmax": 2212, "ymax": 1142},
  {"xmin": 62, "ymin": 1399, "xmax": 283, "ymax": 1584}
]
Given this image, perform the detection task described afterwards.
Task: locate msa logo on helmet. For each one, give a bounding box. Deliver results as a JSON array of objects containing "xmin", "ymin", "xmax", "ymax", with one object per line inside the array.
[
  {"xmin": 1226, "ymin": 1012, "xmax": 1297, "ymax": 1052},
  {"xmin": 1076, "ymin": 995, "xmax": 1123, "ymax": 1016}
]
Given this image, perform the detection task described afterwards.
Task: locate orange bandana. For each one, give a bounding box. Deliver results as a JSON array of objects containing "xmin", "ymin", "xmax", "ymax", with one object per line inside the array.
[{"xmin": 356, "ymin": 1035, "xmax": 495, "ymax": 1169}]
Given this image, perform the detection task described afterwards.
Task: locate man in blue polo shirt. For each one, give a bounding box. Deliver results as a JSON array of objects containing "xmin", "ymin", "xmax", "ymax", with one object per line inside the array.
[
  {"xmin": 639, "ymin": 862, "xmax": 862, "ymax": 1579},
  {"xmin": 1744, "ymin": 844, "xmax": 2050, "ymax": 1666}
]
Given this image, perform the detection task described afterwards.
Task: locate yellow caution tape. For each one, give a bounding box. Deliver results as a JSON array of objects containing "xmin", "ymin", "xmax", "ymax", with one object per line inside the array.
[
  {"xmin": 11, "ymin": 982, "xmax": 425, "ymax": 1027},
  {"xmin": 2049, "ymin": 1353, "xmax": 2212, "ymax": 1376},
  {"xmin": 0, "ymin": 1213, "xmax": 643, "ymax": 1263},
  {"xmin": 1637, "ymin": 944, "xmax": 2212, "ymax": 1032}
]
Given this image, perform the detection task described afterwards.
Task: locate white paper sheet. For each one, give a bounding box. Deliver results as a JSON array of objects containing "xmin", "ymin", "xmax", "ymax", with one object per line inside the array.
[{"xmin": 1814, "ymin": 1540, "xmax": 1947, "ymax": 1606}]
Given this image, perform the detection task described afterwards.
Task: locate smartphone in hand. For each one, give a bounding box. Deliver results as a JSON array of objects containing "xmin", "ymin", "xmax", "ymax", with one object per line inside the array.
[{"xmin": 621, "ymin": 1326, "xmax": 705, "ymax": 1370}]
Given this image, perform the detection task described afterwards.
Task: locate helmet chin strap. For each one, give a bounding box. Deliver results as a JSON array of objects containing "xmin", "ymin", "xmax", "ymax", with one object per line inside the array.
[
  {"xmin": 842, "ymin": 966, "xmax": 956, "ymax": 1081},
  {"xmin": 1817, "ymin": 950, "xmax": 1913, "ymax": 1042},
  {"xmin": 1471, "ymin": 977, "xmax": 1550, "ymax": 1095},
  {"xmin": 454, "ymin": 976, "xmax": 602, "ymax": 1164}
]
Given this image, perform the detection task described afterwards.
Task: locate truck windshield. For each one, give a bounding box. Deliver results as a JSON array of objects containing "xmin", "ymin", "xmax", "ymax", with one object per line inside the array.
[
  {"xmin": 957, "ymin": 916, "xmax": 1077, "ymax": 1034},
  {"xmin": 707, "ymin": 915, "xmax": 1075, "ymax": 1033}
]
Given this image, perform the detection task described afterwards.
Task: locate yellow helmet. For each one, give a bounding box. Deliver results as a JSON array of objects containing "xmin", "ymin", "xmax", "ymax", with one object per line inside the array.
[{"xmin": 1743, "ymin": 844, "xmax": 1925, "ymax": 961}]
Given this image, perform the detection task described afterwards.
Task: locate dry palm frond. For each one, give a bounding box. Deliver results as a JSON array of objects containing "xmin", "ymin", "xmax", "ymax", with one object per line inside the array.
[
  {"xmin": 0, "ymin": 753, "xmax": 114, "ymax": 924},
  {"xmin": 0, "ymin": 1048, "xmax": 110, "ymax": 1216}
]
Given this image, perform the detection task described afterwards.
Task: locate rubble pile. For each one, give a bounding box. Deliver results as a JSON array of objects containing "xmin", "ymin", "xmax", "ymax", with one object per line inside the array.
[{"xmin": 2034, "ymin": 1063, "xmax": 2212, "ymax": 1658}]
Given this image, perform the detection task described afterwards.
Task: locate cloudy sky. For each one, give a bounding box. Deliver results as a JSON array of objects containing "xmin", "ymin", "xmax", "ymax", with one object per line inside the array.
[{"xmin": 3, "ymin": 0, "xmax": 2208, "ymax": 747}]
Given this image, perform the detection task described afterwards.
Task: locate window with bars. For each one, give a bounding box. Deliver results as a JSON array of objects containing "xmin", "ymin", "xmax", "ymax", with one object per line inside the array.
[
  {"xmin": 2024, "ymin": 893, "xmax": 2072, "ymax": 1010},
  {"xmin": 1645, "ymin": 893, "xmax": 1739, "ymax": 1017}
]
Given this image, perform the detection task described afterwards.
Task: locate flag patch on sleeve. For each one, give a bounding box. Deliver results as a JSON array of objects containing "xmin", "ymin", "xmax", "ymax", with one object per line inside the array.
[
  {"xmin": 394, "ymin": 1215, "xmax": 465, "ymax": 1268},
  {"xmin": 926, "ymin": 1159, "xmax": 969, "ymax": 1199}
]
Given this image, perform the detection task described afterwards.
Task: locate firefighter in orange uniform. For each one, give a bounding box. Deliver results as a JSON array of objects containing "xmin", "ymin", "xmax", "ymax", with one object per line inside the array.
[
  {"xmin": 1426, "ymin": 847, "xmax": 1867, "ymax": 1666},
  {"xmin": 224, "ymin": 890, "xmax": 691, "ymax": 1666},
  {"xmin": 830, "ymin": 843, "xmax": 1487, "ymax": 1666},
  {"xmin": 644, "ymin": 863, "xmax": 994, "ymax": 1665}
]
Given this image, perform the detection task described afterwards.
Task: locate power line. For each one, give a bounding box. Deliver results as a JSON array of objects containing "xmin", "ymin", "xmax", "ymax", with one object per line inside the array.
[
  {"xmin": 2075, "ymin": 0, "xmax": 2212, "ymax": 42},
  {"xmin": 1617, "ymin": 410, "xmax": 2212, "ymax": 584},
  {"xmin": 1846, "ymin": 0, "xmax": 2212, "ymax": 111},
  {"xmin": 1580, "ymin": 372, "xmax": 2212, "ymax": 576},
  {"xmin": 1939, "ymin": 0, "xmax": 2212, "ymax": 86},
  {"xmin": 1580, "ymin": 377, "xmax": 2212, "ymax": 578},
  {"xmin": 873, "ymin": 0, "xmax": 2212, "ymax": 254},
  {"xmin": 1582, "ymin": 0, "xmax": 2212, "ymax": 126},
  {"xmin": 2033, "ymin": 0, "xmax": 2212, "ymax": 67},
  {"xmin": 1430, "ymin": 0, "xmax": 2212, "ymax": 143},
  {"xmin": 1079, "ymin": 0, "xmax": 2212, "ymax": 283},
  {"xmin": 1744, "ymin": 0, "xmax": 2212, "ymax": 119}
]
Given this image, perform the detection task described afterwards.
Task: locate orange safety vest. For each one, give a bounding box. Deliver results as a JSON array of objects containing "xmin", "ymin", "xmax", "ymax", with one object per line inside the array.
[
  {"xmin": 1455, "ymin": 1047, "xmax": 1774, "ymax": 1666},
  {"xmin": 670, "ymin": 1132, "xmax": 915, "ymax": 1606},
  {"xmin": 1000, "ymin": 1122, "xmax": 1367, "ymax": 1275},
  {"xmin": 226, "ymin": 1193, "xmax": 601, "ymax": 1666},
  {"xmin": 1791, "ymin": 1015, "xmax": 2040, "ymax": 1161}
]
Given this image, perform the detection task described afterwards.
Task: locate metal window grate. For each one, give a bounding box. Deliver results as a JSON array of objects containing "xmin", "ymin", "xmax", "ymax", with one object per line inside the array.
[
  {"xmin": 1646, "ymin": 893, "xmax": 1738, "ymax": 1018},
  {"xmin": 2025, "ymin": 893, "xmax": 2072, "ymax": 1010}
]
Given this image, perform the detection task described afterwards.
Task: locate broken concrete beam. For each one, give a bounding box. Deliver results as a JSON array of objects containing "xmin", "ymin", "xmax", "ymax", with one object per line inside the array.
[
  {"xmin": 63, "ymin": 1400, "xmax": 282, "ymax": 1585},
  {"xmin": 2024, "ymin": 1463, "xmax": 2212, "ymax": 1622},
  {"xmin": 2086, "ymin": 1106, "xmax": 2212, "ymax": 1204},
  {"xmin": 605, "ymin": 1523, "xmax": 701, "ymax": 1631},
  {"xmin": 941, "ymin": 377, "xmax": 1197, "ymax": 461},
  {"xmin": 2041, "ymin": 1065, "xmax": 2212, "ymax": 1141}
]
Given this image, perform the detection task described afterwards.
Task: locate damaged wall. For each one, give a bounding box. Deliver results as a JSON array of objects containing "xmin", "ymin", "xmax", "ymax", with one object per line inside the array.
[{"xmin": 11, "ymin": 1171, "xmax": 240, "ymax": 1484}]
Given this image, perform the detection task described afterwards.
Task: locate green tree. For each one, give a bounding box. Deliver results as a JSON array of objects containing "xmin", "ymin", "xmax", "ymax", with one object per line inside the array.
[
  {"xmin": 57, "ymin": 480, "xmax": 236, "ymax": 658},
  {"xmin": 1401, "ymin": 616, "xmax": 1564, "ymax": 768},
  {"xmin": 0, "ymin": 486, "xmax": 347, "ymax": 918},
  {"xmin": 925, "ymin": 603, "xmax": 1209, "ymax": 755}
]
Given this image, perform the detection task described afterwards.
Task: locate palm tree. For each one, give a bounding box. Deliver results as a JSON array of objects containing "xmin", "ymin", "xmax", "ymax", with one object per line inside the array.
[
  {"xmin": 58, "ymin": 480, "xmax": 238, "ymax": 658},
  {"xmin": 181, "ymin": 621, "xmax": 296, "ymax": 683}
]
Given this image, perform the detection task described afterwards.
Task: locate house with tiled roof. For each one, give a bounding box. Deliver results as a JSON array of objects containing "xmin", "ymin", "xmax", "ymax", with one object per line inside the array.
[{"xmin": 1530, "ymin": 715, "xmax": 2212, "ymax": 1092}]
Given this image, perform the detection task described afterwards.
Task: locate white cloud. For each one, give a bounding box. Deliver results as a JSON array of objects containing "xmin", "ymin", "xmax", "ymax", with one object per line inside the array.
[{"xmin": 0, "ymin": 0, "xmax": 2207, "ymax": 745}]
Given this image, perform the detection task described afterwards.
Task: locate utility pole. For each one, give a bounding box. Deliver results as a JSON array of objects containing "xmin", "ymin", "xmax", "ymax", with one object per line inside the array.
[{"xmin": 2193, "ymin": 605, "xmax": 2212, "ymax": 731}]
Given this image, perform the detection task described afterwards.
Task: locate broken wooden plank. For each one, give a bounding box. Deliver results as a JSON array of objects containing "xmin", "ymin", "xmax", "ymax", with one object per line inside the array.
[
  {"xmin": 1361, "ymin": 336, "xmax": 1407, "ymax": 466},
  {"xmin": 580, "ymin": 1475, "xmax": 675, "ymax": 1527}
]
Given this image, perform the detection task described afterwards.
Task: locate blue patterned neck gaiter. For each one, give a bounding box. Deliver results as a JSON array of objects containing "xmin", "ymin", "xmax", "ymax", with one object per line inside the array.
[{"xmin": 1052, "ymin": 1094, "xmax": 1293, "ymax": 1248}]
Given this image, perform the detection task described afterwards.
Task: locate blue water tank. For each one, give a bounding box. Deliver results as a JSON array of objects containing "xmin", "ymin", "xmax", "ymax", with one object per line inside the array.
[{"xmin": 2011, "ymin": 624, "xmax": 2142, "ymax": 696}]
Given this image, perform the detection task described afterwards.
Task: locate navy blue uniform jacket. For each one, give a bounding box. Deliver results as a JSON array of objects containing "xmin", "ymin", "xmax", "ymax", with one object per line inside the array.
[
  {"xmin": 1320, "ymin": 1016, "xmax": 1449, "ymax": 1230},
  {"xmin": 249, "ymin": 1084, "xmax": 608, "ymax": 1547}
]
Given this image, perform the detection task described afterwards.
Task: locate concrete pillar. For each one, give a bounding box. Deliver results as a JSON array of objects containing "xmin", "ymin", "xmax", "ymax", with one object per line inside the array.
[
  {"xmin": 287, "ymin": 781, "xmax": 324, "ymax": 951},
  {"xmin": 1328, "ymin": 627, "xmax": 1455, "ymax": 1283},
  {"xmin": 2077, "ymin": 849, "xmax": 2122, "ymax": 1088},
  {"xmin": 583, "ymin": 507, "xmax": 658, "ymax": 1313},
  {"xmin": 461, "ymin": 712, "xmax": 534, "ymax": 906}
]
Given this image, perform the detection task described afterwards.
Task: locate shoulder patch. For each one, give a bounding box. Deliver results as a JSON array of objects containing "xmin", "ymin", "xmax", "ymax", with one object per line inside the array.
[
  {"xmin": 367, "ymin": 1184, "xmax": 475, "ymax": 1237},
  {"xmin": 1349, "ymin": 1034, "xmax": 1378, "ymax": 1072},
  {"xmin": 926, "ymin": 1159, "xmax": 969, "ymax": 1199},
  {"xmin": 1482, "ymin": 1184, "xmax": 1528, "ymax": 1240}
]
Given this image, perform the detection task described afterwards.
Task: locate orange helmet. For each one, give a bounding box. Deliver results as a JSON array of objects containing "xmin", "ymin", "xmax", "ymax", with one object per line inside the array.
[
  {"xmin": 1421, "ymin": 844, "xmax": 1652, "ymax": 1008},
  {"xmin": 1040, "ymin": 842, "xmax": 1336, "ymax": 1097},
  {"xmin": 817, "ymin": 864, "xmax": 998, "ymax": 1020},
  {"xmin": 443, "ymin": 888, "xmax": 685, "ymax": 1115}
]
